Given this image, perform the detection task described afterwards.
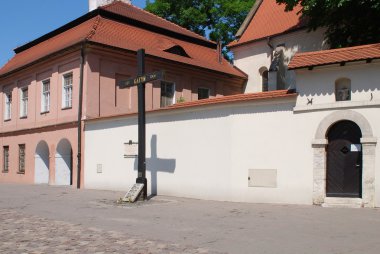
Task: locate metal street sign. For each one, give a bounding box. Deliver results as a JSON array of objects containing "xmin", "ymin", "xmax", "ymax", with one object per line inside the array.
[{"xmin": 118, "ymin": 70, "xmax": 164, "ymax": 88}]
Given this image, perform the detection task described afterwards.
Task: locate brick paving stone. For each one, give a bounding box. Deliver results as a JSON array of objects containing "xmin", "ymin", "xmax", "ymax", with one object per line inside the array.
[{"xmin": 0, "ymin": 209, "xmax": 221, "ymax": 254}]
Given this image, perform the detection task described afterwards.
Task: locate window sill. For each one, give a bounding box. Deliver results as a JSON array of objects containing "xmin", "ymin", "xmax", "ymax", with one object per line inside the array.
[
  {"xmin": 4, "ymin": 119, "xmax": 11, "ymax": 122},
  {"xmin": 17, "ymin": 171, "xmax": 25, "ymax": 175},
  {"xmin": 19, "ymin": 116, "xmax": 27, "ymax": 119},
  {"xmin": 40, "ymin": 111, "xmax": 50, "ymax": 115},
  {"xmin": 2, "ymin": 171, "xmax": 9, "ymax": 174},
  {"xmin": 61, "ymin": 107, "xmax": 72, "ymax": 110}
]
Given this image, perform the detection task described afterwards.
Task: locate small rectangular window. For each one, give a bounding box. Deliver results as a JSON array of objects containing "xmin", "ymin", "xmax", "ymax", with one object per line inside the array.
[
  {"xmin": 18, "ymin": 144, "xmax": 25, "ymax": 174},
  {"xmin": 4, "ymin": 92, "xmax": 12, "ymax": 121},
  {"xmin": 41, "ymin": 79, "xmax": 50, "ymax": 113},
  {"xmin": 20, "ymin": 87, "xmax": 28, "ymax": 118},
  {"xmin": 62, "ymin": 73, "xmax": 73, "ymax": 109},
  {"xmin": 198, "ymin": 87, "xmax": 210, "ymax": 100},
  {"xmin": 160, "ymin": 81, "xmax": 175, "ymax": 107},
  {"xmin": 3, "ymin": 146, "xmax": 9, "ymax": 173}
]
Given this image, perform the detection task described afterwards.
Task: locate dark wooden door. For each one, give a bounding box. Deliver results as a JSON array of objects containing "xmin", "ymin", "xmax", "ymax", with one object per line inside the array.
[{"xmin": 326, "ymin": 121, "xmax": 362, "ymax": 198}]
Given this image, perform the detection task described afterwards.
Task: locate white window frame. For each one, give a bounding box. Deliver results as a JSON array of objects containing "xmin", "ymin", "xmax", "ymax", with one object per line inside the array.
[
  {"xmin": 3, "ymin": 146, "xmax": 9, "ymax": 173},
  {"xmin": 18, "ymin": 144, "xmax": 25, "ymax": 173},
  {"xmin": 19, "ymin": 87, "xmax": 28, "ymax": 118},
  {"xmin": 160, "ymin": 81, "xmax": 176, "ymax": 107},
  {"xmin": 41, "ymin": 79, "xmax": 50, "ymax": 113},
  {"xmin": 4, "ymin": 92, "xmax": 12, "ymax": 121},
  {"xmin": 197, "ymin": 87, "xmax": 210, "ymax": 100},
  {"xmin": 62, "ymin": 73, "xmax": 73, "ymax": 109}
]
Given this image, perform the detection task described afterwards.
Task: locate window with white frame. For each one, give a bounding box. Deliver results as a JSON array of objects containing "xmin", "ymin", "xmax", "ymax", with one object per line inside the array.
[
  {"xmin": 41, "ymin": 79, "xmax": 50, "ymax": 113},
  {"xmin": 20, "ymin": 87, "xmax": 28, "ymax": 118},
  {"xmin": 160, "ymin": 81, "xmax": 175, "ymax": 107},
  {"xmin": 62, "ymin": 73, "xmax": 73, "ymax": 108},
  {"xmin": 18, "ymin": 144, "xmax": 25, "ymax": 173},
  {"xmin": 3, "ymin": 146, "xmax": 9, "ymax": 173},
  {"xmin": 198, "ymin": 87, "xmax": 210, "ymax": 100},
  {"xmin": 4, "ymin": 92, "xmax": 12, "ymax": 121}
]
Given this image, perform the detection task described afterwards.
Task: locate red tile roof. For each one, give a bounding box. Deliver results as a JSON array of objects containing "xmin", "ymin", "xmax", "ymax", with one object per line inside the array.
[
  {"xmin": 164, "ymin": 89, "xmax": 296, "ymax": 110},
  {"xmin": 100, "ymin": 1, "xmax": 212, "ymax": 44},
  {"xmin": 86, "ymin": 89, "xmax": 297, "ymax": 122},
  {"xmin": 0, "ymin": 18, "xmax": 96, "ymax": 76},
  {"xmin": 0, "ymin": 2, "xmax": 245, "ymax": 78},
  {"xmin": 228, "ymin": 0, "xmax": 304, "ymax": 48},
  {"xmin": 288, "ymin": 43, "xmax": 380, "ymax": 70},
  {"xmin": 88, "ymin": 17, "xmax": 246, "ymax": 77}
]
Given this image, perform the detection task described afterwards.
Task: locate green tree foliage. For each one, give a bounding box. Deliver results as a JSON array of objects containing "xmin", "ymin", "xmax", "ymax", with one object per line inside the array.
[
  {"xmin": 145, "ymin": 0, "xmax": 255, "ymax": 57},
  {"xmin": 276, "ymin": 0, "xmax": 380, "ymax": 48}
]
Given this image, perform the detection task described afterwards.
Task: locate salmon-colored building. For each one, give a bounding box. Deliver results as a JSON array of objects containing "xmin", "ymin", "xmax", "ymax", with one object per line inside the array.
[{"xmin": 0, "ymin": 1, "xmax": 247, "ymax": 187}]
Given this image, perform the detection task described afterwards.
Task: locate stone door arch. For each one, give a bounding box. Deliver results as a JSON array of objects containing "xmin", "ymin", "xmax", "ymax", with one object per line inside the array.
[{"xmin": 312, "ymin": 110, "xmax": 377, "ymax": 207}]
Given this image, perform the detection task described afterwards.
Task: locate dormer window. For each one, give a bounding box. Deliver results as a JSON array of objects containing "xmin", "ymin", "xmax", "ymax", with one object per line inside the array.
[
  {"xmin": 164, "ymin": 45, "xmax": 190, "ymax": 58},
  {"xmin": 335, "ymin": 78, "xmax": 351, "ymax": 101}
]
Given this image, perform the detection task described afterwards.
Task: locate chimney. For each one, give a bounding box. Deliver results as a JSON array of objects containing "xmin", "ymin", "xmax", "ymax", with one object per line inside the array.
[
  {"xmin": 217, "ymin": 41, "xmax": 223, "ymax": 64},
  {"xmin": 89, "ymin": 0, "xmax": 132, "ymax": 11}
]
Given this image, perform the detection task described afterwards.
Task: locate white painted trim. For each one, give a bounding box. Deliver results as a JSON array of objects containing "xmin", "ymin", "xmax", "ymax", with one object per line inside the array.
[
  {"xmin": 19, "ymin": 86, "xmax": 28, "ymax": 118},
  {"xmin": 41, "ymin": 79, "xmax": 50, "ymax": 113},
  {"xmin": 62, "ymin": 72, "xmax": 73, "ymax": 109}
]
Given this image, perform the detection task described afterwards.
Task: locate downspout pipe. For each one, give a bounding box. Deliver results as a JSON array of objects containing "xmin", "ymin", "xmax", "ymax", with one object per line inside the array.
[
  {"xmin": 77, "ymin": 42, "xmax": 86, "ymax": 189},
  {"xmin": 266, "ymin": 36, "xmax": 274, "ymax": 62}
]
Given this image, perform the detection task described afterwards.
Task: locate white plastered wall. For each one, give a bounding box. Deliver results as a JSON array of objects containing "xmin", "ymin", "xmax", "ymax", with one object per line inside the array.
[
  {"xmin": 294, "ymin": 62, "xmax": 380, "ymax": 206},
  {"xmin": 84, "ymin": 100, "xmax": 379, "ymax": 206},
  {"xmin": 232, "ymin": 29, "xmax": 327, "ymax": 93},
  {"xmin": 295, "ymin": 62, "xmax": 380, "ymax": 107},
  {"xmin": 84, "ymin": 62, "xmax": 379, "ymax": 206}
]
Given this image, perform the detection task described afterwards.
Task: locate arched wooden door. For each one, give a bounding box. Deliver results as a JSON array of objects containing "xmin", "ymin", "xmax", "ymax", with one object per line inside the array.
[{"xmin": 326, "ymin": 120, "xmax": 362, "ymax": 198}]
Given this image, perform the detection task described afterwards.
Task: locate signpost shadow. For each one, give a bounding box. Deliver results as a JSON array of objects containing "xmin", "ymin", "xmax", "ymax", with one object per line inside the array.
[{"xmin": 134, "ymin": 134, "xmax": 176, "ymax": 197}]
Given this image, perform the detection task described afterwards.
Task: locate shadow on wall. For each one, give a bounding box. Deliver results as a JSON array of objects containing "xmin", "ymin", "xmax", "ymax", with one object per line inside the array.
[{"xmin": 134, "ymin": 134, "xmax": 176, "ymax": 196}]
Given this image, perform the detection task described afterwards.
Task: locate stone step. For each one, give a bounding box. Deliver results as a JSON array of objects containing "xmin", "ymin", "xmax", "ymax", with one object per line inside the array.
[{"xmin": 322, "ymin": 197, "xmax": 363, "ymax": 208}]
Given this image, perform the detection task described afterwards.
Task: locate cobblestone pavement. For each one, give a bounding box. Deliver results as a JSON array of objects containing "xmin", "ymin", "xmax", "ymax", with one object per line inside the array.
[
  {"xmin": 0, "ymin": 209, "xmax": 219, "ymax": 254},
  {"xmin": 1, "ymin": 184, "xmax": 380, "ymax": 254}
]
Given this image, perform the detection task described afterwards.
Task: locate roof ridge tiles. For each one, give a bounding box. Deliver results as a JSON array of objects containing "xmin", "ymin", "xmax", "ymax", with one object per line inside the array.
[
  {"xmin": 130, "ymin": 5, "xmax": 211, "ymax": 42},
  {"xmin": 100, "ymin": 1, "xmax": 214, "ymax": 44}
]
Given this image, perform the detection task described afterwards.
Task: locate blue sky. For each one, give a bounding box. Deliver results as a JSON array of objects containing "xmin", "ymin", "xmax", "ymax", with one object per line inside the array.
[{"xmin": 0, "ymin": 0, "xmax": 147, "ymax": 68}]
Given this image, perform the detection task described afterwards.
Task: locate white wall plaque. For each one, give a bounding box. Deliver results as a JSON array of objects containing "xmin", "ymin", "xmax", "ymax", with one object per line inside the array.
[
  {"xmin": 248, "ymin": 169, "xmax": 277, "ymax": 188},
  {"xmin": 124, "ymin": 140, "xmax": 138, "ymax": 158}
]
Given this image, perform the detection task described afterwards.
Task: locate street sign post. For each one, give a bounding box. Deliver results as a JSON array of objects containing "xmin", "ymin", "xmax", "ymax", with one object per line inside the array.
[
  {"xmin": 119, "ymin": 49, "xmax": 164, "ymax": 201},
  {"xmin": 119, "ymin": 71, "xmax": 164, "ymax": 89}
]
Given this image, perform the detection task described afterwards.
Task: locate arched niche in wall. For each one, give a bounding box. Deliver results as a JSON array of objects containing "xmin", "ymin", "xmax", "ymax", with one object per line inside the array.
[
  {"xmin": 259, "ymin": 66, "xmax": 269, "ymax": 92},
  {"xmin": 335, "ymin": 78, "xmax": 351, "ymax": 101}
]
